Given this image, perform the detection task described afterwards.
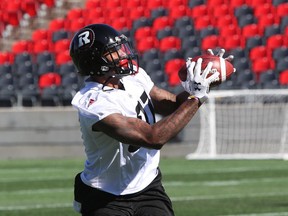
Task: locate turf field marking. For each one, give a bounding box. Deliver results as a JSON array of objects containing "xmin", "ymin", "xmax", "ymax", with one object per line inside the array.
[
  {"xmin": 163, "ymin": 166, "xmax": 287, "ymax": 175},
  {"xmin": 171, "ymin": 191, "xmax": 288, "ymax": 202},
  {"xmin": 0, "ymin": 176, "xmax": 71, "ymax": 182},
  {"xmin": 0, "ymin": 188, "xmax": 71, "ymax": 195},
  {"xmin": 0, "ymin": 165, "xmax": 285, "ymax": 176},
  {"xmin": 0, "ymin": 167, "xmax": 76, "ymax": 173},
  {"xmin": 1, "ymin": 177, "xmax": 287, "ymax": 196},
  {"xmin": 164, "ymin": 176, "xmax": 288, "ymax": 187},
  {"xmin": 1, "ymin": 191, "xmax": 288, "ymax": 211},
  {"xmin": 0, "ymin": 203, "xmax": 72, "ymax": 211},
  {"xmin": 223, "ymin": 213, "xmax": 288, "ymax": 216}
]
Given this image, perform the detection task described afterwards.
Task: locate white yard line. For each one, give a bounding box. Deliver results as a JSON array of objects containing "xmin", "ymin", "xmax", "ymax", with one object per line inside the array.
[
  {"xmin": 171, "ymin": 191, "xmax": 288, "ymax": 202},
  {"xmin": 223, "ymin": 213, "xmax": 288, "ymax": 216},
  {"xmin": 1, "ymin": 192, "xmax": 288, "ymax": 212},
  {"xmin": 0, "ymin": 203, "xmax": 72, "ymax": 211},
  {"xmin": 1, "ymin": 188, "xmax": 71, "ymax": 195},
  {"xmin": 1, "ymin": 177, "xmax": 287, "ymax": 196},
  {"xmin": 0, "ymin": 166, "xmax": 285, "ymax": 176},
  {"xmin": 164, "ymin": 177, "xmax": 288, "ymax": 187}
]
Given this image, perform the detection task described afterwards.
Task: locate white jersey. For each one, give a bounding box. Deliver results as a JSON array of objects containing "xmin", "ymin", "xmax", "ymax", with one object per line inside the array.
[{"xmin": 71, "ymin": 68, "xmax": 160, "ymax": 196}]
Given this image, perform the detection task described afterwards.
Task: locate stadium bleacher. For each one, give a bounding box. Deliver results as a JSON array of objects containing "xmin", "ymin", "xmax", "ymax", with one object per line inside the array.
[{"xmin": 0, "ymin": 0, "xmax": 288, "ymax": 107}]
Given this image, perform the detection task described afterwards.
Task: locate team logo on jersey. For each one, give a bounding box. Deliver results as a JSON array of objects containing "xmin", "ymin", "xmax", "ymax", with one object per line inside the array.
[
  {"xmin": 88, "ymin": 98, "xmax": 95, "ymax": 107},
  {"xmin": 77, "ymin": 29, "xmax": 95, "ymax": 49}
]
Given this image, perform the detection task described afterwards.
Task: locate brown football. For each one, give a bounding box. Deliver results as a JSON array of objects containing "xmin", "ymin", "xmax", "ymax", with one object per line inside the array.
[{"xmin": 178, "ymin": 55, "xmax": 234, "ymax": 86}]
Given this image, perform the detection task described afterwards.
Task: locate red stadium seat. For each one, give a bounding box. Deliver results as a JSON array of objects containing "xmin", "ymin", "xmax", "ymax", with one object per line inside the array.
[
  {"xmin": 66, "ymin": 8, "xmax": 84, "ymax": 20},
  {"xmin": 136, "ymin": 37, "xmax": 159, "ymax": 54},
  {"xmin": 159, "ymin": 36, "xmax": 181, "ymax": 52},
  {"xmin": 169, "ymin": 5, "xmax": 190, "ymax": 21},
  {"xmin": 221, "ymin": 35, "xmax": 243, "ymax": 51},
  {"xmin": 53, "ymin": 39, "xmax": 70, "ymax": 54},
  {"xmin": 12, "ymin": 40, "xmax": 32, "ymax": 54},
  {"xmin": 279, "ymin": 70, "xmax": 288, "ymax": 85},
  {"xmin": 105, "ymin": 0, "xmax": 122, "ymax": 7},
  {"xmin": 32, "ymin": 29, "xmax": 51, "ymax": 41},
  {"xmin": 0, "ymin": 51, "xmax": 14, "ymax": 64},
  {"xmin": 246, "ymin": 0, "xmax": 272, "ymax": 7},
  {"xmin": 134, "ymin": 26, "xmax": 155, "ymax": 42},
  {"xmin": 230, "ymin": 0, "xmax": 246, "ymax": 10},
  {"xmin": 89, "ymin": 17, "xmax": 106, "ymax": 25},
  {"xmin": 165, "ymin": 58, "xmax": 185, "ymax": 75},
  {"xmin": 126, "ymin": 0, "xmax": 144, "ymax": 8},
  {"xmin": 85, "ymin": 0, "xmax": 102, "ymax": 8},
  {"xmin": 191, "ymin": 5, "xmax": 208, "ymax": 18},
  {"xmin": 165, "ymin": 58, "xmax": 185, "ymax": 86},
  {"xmin": 276, "ymin": 3, "xmax": 288, "ymax": 18},
  {"xmin": 55, "ymin": 50, "xmax": 72, "ymax": 65},
  {"xmin": 257, "ymin": 13, "xmax": 280, "ymax": 30},
  {"xmin": 48, "ymin": 18, "xmax": 65, "ymax": 31},
  {"xmin": 201, "ymin": 35, "xmax": 220, "ymax": 50},
  {"xmin": 242, "ymin": 24, "xmax": 262, "ymax": 39},
  {"xmin": 42, "ymin": 0, "xmax": 55, "ymax": 7},
  {"xmin": 129, "ymin": 6, "xmax": 150, "ymax": 20},
  {"xmin": 38, "ymin": 72, "xmax": 61, "ymax": 89},
  {"xmin": 249, "ymin": 45, "xmax": 271, "ymax": 62},
  {"xmin": 252, "ymin": 57, "xmax": 275, "ymax": 76},
  {"xmin": 6, "ymin": 1, "xmax": 21, "ymax": 11},
  {"xmin": 207, "ymin": 0, "xmax": 227, "ymax": 5},
  {"xmin": 219, "ymin": 24, "xmax": 241, "ymax": 37},
  {"xmin": 211, "ymin": 4, "xmax": 232, "ymax": 18},
  {"xmin": 86, "ymin": 8, "xmax": 103, "ymax": 21},
  {"xmin": 152, "ymin": 16, "xmax": 173, "ymax": 32},
  {"xmin": 147, "ymin": 0, "xmax": 164, "ymax": 9},
  {"xmin": 21, "ymin": 0, "xmax": 39, "ymax": 17},
  {"xmin": 111, "ymin": 17, "xmax": 132, "ymax": 30},
  {"xmin": 214, "ymin": 15, "xmax": 237, "ymax": 27},
  {"xmin": 33, "ymin": 39, "xmax": 52, "ymax": 54},
  {"xmin": 106, "ymin": 7, "xmax": 125, "ymax": 20},
  {"xmin": 167, "ymin": 0, "xmax": 188, "ymax": 8},
  {"xmin": 4, "ymin": 10, "xmax": 22, "ymax": 26},
  {"xmin": 254, "ymin": 3, "xmax": 276, "ymax": 17},
  {"xmin": 194, "ymin": 15, "xmax": 212, "ymax": 30},
  {"xmin": 266, "ymin": 34, "xmax": 287, "ymax": 50},
  {"xmin": 66, "ymin": 17, "xmax": 86, "ymax": 32},
  {"xmin": 258, "ymin": 13, "xmax": 280, "ymax": 28},
  {"xmin": 168, "ymin": 72, "xmax": 181, "ymax": 86}
]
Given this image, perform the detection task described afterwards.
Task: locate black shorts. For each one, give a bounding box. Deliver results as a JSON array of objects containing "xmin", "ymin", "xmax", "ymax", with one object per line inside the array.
[{"xmin": 74, "ymin": 169, "xmax": 174, "ymax": 216}]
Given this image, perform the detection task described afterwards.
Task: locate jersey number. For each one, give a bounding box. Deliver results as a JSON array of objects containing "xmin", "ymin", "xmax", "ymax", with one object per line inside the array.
[{"xmin": 128, "ymin": 91, "xmax": 156, "ymax": 152}]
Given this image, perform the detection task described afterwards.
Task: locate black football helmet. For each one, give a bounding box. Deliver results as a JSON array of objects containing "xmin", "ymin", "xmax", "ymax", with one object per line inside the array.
[{"xmin": 69, "ymin": 24, "xmax": 138, "ymax": 77}]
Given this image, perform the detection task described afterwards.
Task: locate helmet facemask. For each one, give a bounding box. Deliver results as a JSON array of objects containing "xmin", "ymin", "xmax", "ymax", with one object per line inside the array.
[{"xmin": 102, "ymin": 35, "xmax": 139, "ymax": 78}]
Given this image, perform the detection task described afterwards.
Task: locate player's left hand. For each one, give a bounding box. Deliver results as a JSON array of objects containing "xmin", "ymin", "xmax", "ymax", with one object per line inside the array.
[{"xmin": 181, "ymin": 57, "xmax": 220, "ymax": 104}]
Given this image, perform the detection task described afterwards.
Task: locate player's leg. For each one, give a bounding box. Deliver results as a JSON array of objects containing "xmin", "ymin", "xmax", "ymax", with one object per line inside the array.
[
  {"xmin": 74, "ymin": 173, "xmax": 134, "ymax": 216},
  {"xmin": 82, "ymin": 202, "xmax": 133, "ymax": 216},
  {"xmin": 134, "ymin": 184, "xmax": 174, "ymax": 216}
]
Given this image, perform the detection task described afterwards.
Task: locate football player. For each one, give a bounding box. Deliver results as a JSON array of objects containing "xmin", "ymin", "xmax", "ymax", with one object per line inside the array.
[{"xmin": 70, "ymin": 23, "xmax": 220, "ymax": 216}]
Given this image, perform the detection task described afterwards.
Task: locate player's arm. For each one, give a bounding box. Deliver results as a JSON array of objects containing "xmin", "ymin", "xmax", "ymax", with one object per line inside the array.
[
  {"xmin": 150, "ymin": 85, "xmax": 190, "ymax": 116},
  {"xmin": 92, "ymin": 57, "xmax": 219, "ymax": 150},
  {"xmin": 92, "ymin": 97, "xmax": 200, "ymax": 150}
]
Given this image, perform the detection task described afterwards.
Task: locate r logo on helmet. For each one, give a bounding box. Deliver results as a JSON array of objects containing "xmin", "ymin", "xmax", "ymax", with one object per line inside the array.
[{"xmin": 77, "ymin": 29, "xmax": 95, "ymax": 49}]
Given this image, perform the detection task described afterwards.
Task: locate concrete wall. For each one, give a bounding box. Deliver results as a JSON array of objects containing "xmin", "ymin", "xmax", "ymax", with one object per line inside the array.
[
  {"xmin": 0, "ymin": 107, "xmax": 197, "ymax": 159},
  {"xmin": 0, "ymin": 107, "xmax": 82, "ymax": 145}
]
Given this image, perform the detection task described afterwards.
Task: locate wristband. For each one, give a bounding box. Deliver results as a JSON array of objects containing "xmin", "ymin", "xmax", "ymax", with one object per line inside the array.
[
  {"xmin": 187, "ymin": 95, "xmax": 199, "ymax": 101},
  {"xmin": 187, "ymin": 95, "xmax": 201, "ymax": 106}
]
